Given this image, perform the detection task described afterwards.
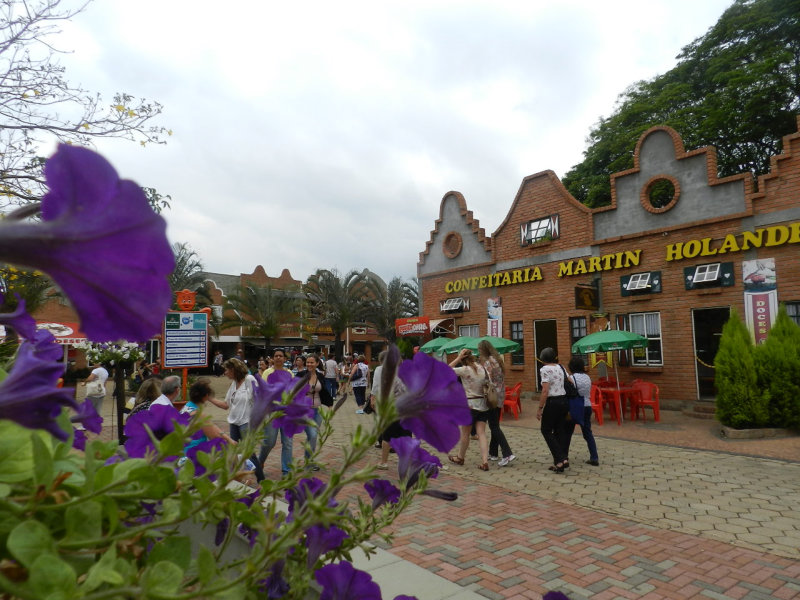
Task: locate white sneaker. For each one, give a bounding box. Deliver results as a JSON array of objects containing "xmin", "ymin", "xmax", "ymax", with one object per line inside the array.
[
  {"xmin": 488, "ymin": 455, "xmax": 499, "ymax": 461},
  {"xmin": 498, "ymin": 454, "xmax": 516, "ymax": 467},
  {"xmin": 355, "ymin": 409, "xmax": 364, "ymax": 414}
]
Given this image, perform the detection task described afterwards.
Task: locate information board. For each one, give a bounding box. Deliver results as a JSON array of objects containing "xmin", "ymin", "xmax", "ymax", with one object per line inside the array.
[{"xmin": 163, "ymin": 312, "xmax": 208, "ymax": 368}]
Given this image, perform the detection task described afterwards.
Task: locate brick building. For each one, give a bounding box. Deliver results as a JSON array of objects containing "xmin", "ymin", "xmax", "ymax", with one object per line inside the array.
[{"xmin": 418, "ymin": 119, "xmax": 800, "ymax": 410}]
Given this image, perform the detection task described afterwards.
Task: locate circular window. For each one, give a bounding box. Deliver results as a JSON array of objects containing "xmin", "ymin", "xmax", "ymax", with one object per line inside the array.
[
  {"xmin": 442, "ymin": 231, "xmax": 462, "ymax": 259},
  {"xmin": 641, "ymin": 175, "xmax": 680, "ymax": 213}
]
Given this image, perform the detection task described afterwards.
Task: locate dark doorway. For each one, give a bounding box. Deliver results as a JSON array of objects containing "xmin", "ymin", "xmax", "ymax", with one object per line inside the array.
[
  {"xmin": 692, "ymin": 307, "xmax": 730, "ymax": 399},
  {"xmin": 533, "ymin": 319, "xmax": 558, "ymax": 390}
]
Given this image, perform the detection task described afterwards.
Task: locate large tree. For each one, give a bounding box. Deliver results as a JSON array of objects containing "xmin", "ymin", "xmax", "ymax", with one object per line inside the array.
[
  {"xmin": 0, "ymin": 0, "xmax": 168, "ymax": 209},
  {"xmin": 563, "ymin": 0, "xmax": 800, "ymax": 208},
  {"xmin": 363, "ymin": 275, "xmax": 419, "ymax": 343},
  {"xmin": 222, "ymin": 284, "xmax": 300, "ymax": 352},
  {"xmin": 303, "ymin": 269, "xmax": 371, "ymax": 359}
]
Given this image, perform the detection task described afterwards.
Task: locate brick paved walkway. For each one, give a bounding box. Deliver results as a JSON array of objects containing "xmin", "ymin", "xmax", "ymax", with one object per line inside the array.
[{"xmin": 95, "ymin": 381, "xmax": 800, "ymax": 599}]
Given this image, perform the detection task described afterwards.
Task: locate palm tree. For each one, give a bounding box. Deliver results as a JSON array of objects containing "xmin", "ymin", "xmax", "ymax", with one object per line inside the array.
[
  {"xmin": 222, "ymin": 284, "xmax": 300, "ymax": 352},
  {"xmin": 363, "ymin": 275, "xmax": 419, "ymax": 343},
  {"xmin": 169, "ymin": 242, "xmax": 216, "ymax": 310},
  {"xmin": 303, "ymin": 269, "xmax": 371, "ymax": 359}
]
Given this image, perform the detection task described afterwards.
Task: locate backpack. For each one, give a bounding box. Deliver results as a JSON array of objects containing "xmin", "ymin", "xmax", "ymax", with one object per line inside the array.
[{"xmin": 351, "ymin": 364, "xmax": 364, "ymax": 381}]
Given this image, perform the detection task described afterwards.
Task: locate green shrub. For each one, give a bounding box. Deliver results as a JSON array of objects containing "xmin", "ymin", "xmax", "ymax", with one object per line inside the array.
[
  {"xmin": 755, "ymin": 305, "xmax": 800, "ymax": 429},
  {"xmin": 715, "ymin": 308, "xmax": 769, "ymax": 428}
]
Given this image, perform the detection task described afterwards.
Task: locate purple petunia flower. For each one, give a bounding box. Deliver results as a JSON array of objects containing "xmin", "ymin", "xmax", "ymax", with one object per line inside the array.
[
  {"xmin": 72, "ymin": 428, "xmax": 87, "ymax": 451},
  {"xmin": 393, "ymin": 596, "xmax": 420, "ymax": 600},
  {"xmin": 0, "ymin": 333, "xmax": 78, "ymax": 440},
  {"xmin": 305, "ymin": 524, "xmax": 348, "ymax": 568},
  {"xmin": 185, "ymin": 437, "xmax": 226, "ymax": 476},
  {"xmin": 215, "ymin": 517, "xmax": 229, "ymax": 546},
  {"xmin": 390, "ymin": 437, "xmax": 441, "ymax": 489},
  {"xmin": 315, "ymin": 561, "xmax": 382, "ymax": 600},
  {"xmin": 258, "ymin": 559, "xmax": 290, "ymax": 599},
  {"xmin": 71, "ymin": 398, "xmax": 103, "ymax": 434},
  {"xmin": 285, "ymin": 477, "xmax": 328, "ymax": 518},
  {"xmin": 250, "ymin": 370, "xmax": 313, "ymax": 436},
  {"xmin": 364, "ymin": 478, "xmax": 401, "ymax": 510},
  {"xmin": 0, "ymin": 145, "xmax": 174, "ymax": 342},
  {"xmin": 395, "ymin": 351, "xmax": 471, "ymax": 452},
  {"xmin": 123, "ymin": 404, "xmax": 190, "ymax": 458}
]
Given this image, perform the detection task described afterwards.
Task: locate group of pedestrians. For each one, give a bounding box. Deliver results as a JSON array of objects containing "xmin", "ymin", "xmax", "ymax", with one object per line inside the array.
[
  {"xmin": 537, "ymin": 348, "xmax": 599, "ymax": 472},
  {"xmin": 447, "ymin": 341, "xmax": 516, "ymax": 471},
  {"xmin": 441, "ymin": 342, "xmax": 600, "ymax": 473}
]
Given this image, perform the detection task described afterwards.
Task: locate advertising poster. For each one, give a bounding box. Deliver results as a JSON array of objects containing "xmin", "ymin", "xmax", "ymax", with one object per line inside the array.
[
  {"xmin": 742, "ymin": 258, "xmax": 778, "ymax": 344},
  {"xmin": 487, "ymin": 297, "xmax": 502, "ymax": 337}
]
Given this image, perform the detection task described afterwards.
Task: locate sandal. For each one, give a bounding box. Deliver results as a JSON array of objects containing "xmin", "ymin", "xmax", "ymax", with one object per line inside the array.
[
  {"xmin": 551, "ymin": 462, "xmax": 565, "ymax": 473},
  {"xmin": 448, "ymin": 455, "xmax": 464, "ymax": 465},
  {"xmin": 478, "ymin": 463, "xmax": 489, "ymax": 471}
]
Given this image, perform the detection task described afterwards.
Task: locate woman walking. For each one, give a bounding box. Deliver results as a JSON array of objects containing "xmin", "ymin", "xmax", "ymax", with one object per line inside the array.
[
  {"xmin": 221, "ymin": 358, "xmax": 264, "ymax": 481},
  {"xmin": 448, "ymin": 348, "xmax": 491, "ymax": 471},
  {"xmin": 478, "ymin": 340, "xmax": 515, "ymax": 467},
  {"xmin": 564, "ymin": 356, "xmax": 600, "ymax": 466},
  {"xmin": 536, "ymin": 347, "xmax": 570, "ymax": 473},
  {"xmin": 297, "ymin": 353, "xmax": 332, "ymax": 469}
]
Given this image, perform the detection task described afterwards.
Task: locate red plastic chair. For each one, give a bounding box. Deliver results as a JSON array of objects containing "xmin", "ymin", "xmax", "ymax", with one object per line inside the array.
[
  {"xmin": 501, "ymin": 383, "xmax": 522, "ymax": 420},
  {"xmin": 632, "ymin": 382, "xmax": 660, "ymax": 422},
  {"xmin": 597, "ymin": 377, "xmax": 617, "ymax": 387},
  {"xmin": 597, "ymin": 386, "xmax": 622, "ymax": 425},
  {"xmin": 589, "ymin": 385, "xmax": 604, "ymax": 426}
]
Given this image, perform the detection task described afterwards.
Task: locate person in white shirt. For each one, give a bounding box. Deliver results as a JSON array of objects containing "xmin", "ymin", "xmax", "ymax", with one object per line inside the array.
[
  {"xmin": 150, "ymin": 375, "xmax": 181, "ymax": 408},
  {"xmin": 83, "ymin": 364, "xmax": 109, "ymax": 414},
  {"xmin": 323, "ymin": 353, "xmax": 339, "ymax": 399}
]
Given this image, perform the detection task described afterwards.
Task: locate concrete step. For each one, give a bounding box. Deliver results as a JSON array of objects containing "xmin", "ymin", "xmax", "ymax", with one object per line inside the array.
[{"xmin": 682, "ymin": 402, "xmax": 717, "ymax": 420}]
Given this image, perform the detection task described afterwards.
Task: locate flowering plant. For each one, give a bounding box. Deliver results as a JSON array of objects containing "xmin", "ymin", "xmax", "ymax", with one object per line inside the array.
[
  {"xmin": 0, "ymin": 145, "xmax": 473, "ymax": 599},
  {"xmin": 72, "ymin": 340, "xmax": 146, "ymax": 366}
]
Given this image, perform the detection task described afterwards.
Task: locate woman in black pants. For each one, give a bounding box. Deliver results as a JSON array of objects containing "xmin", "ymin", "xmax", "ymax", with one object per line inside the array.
[
  {"xmin": 536, "ymin": 347, "xmax": 569, "ymax": 473},
  {"xmin": 479, "ymin": 340, "xmax": 515, "ymax": 466}
]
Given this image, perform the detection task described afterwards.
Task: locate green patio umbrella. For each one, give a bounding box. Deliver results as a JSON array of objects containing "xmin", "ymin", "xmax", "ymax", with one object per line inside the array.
[
  {"xmin": 458, "ymin": 335, "xmax": 521, "ymax": 354},
  {"xmin": 437, "ymin": 336, "xmax": 476, "ymax": 354},
  {"xmin": 571, "ymin": 329, "xmax": 648, "ymax": 354},
  {"xmin": 571, "ymin": 329, "xmax": 648, "ymax": 422},
  {"xmin": 419, "ymin": 337, "xmax": 452, "ymax": 355}
]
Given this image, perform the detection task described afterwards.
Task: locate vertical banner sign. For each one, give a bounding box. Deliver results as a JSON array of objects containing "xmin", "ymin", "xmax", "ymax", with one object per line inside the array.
[
  {"xmin": 163, "ymin": 312, "xmax": 208, "ymax": 368},
  {"xmin": 742, "ymin": 258, "xmax": 778, "ymax": 344},
  {"xmin": 487, "ymin": 297, "xmax": 502, "ymax": 337}
]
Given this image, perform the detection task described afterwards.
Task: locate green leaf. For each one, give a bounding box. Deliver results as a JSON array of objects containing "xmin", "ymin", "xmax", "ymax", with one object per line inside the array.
[
  {"xmin": 64, "ymin": 500, "xmax": 102, "ymax": 543},
  {"xmin": 128, "ymin": 465, "xmax": 177, "ymax": 498},
  {"xmin": 196, "ymin": 545, "xmax": 216, "ymax": 585},
  {"xmin": 29, "ymin": 553, "xmax": 77, "ymax": 599},
  {"xmin": 0, "ymin": 421, "xmax": 36, "ymax": 483},
  {"xmin": 142, "ymin": 560, "xmax": 183, "ymax": 597},
  {"xmin": 82, "ymin": 546, "xmax": 124, "ymax": 592},
  {"xmin": 8, "ymin": 520, "xmax": 56, "ymax": 567},
  {"xmin": 157, "ymin": 430, "xmax": 186, "ymax": 457},
  {"xmin": 148, "ymin": 536, "xmax": 191, "ymax": 570},
  {"xmin": 31, "ymin": 432, "xmax": 54, "ymax": 487},
  {"xmin": 0, "ymin": 482, "xmax": 11, "ymax": 497}
]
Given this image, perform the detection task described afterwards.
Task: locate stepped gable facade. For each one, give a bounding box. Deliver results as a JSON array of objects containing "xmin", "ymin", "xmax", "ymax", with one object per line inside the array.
[{"xmin": 418, "ymin": 118, "xmax": 800, "ymax": 406}]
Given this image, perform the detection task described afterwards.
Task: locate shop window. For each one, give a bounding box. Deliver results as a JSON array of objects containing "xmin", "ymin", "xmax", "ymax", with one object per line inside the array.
[
  {"xmin": 520, "ymin": 214, "xmax": 559, "ymax": 245},
  {"xmin": 629, "ymin": 312, "xmax": 663, "ymax": 366},
  {"xmin": 684, "ymin": 262, "xmax": 734, "ymax": 290},
  {"xmin": 440, "ymin": 297, "xmax": 469, "ymax": 313},
  {"xmin": 570, "ymin": 317, "xmax": 587, "ymax": 360},
  {"xmin": 459, "ymin": 324, "xmax": 479, "ymax": 337},
  {"xmin": 787, "ymin": 302, "xmax": 800, "ymax": 327},
  {"xmin": 510, "ymin": 321, "xmax": 524, "ymax": 365},
  {"xmin": 621, "ymin": 271, "xmax": 662, "ymax": 296}
]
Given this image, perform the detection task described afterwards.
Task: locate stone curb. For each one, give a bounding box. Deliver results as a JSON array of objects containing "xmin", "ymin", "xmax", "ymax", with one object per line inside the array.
[{"xmin": 719, "ymin": 424, "xmax": 798, "ymax": 439}]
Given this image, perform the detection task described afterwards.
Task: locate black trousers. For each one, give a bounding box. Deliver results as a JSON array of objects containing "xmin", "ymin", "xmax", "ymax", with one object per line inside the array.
[
  {"xmin": 488, "ymin": 407, "xmax": 512, "ymax": 458},
  {"xmin": 540, "ymin": 396, "xmax": 569, "ymax": 464}
]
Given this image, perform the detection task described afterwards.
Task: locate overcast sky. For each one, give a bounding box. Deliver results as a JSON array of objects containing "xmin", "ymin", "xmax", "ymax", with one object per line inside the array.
[{"xmin": 56, "ymin": 0, "xmax": 733, "ymax": 284}]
